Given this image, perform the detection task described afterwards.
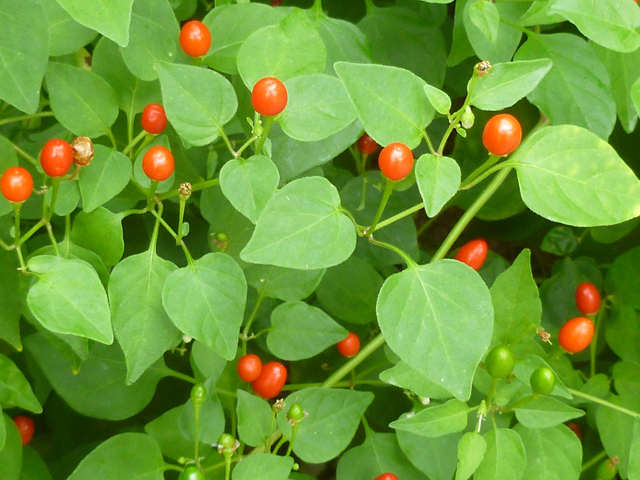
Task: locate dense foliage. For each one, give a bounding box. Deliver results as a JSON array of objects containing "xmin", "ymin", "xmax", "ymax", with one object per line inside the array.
[{"xmin": 1, "ymin": 0, "xmax": 640, "ymax": 479}]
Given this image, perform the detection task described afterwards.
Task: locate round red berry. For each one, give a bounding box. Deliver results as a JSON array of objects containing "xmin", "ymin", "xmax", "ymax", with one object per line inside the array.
[
  {"xmin": 558, "ymin": 316, "xmax": 594, "ymax": 353},
  {"xmin": 482, "ymin": 114, "xmax": 522, "ymax": 156},
  {"xmin": 337, "ymin": 332, "xmax": 360, "ymax": 358},
  {"xmin": 358, "ymin": 133, "xmax": 379, "ymax": 155},
  {"xmin": 142, "ymin": 146, "xmax": 174, "ymax": 182},
  {"xmin": 41, "ymin": 138, "xmax": 74, "ymax": 177},
  {"xmin": 378, "ymin": 143, "xmax": 414, "ymax": 181},
  {"xmin": 179, "ymin": 21, "xmax": 211, "ymax": 57},
  {"xmin": 141, "ymin": 104, "xmax": 168, "ymax": 135},
  {"xmin": 251, "ymin": 77, "xmax": 288, "ymax": 117},
  {"xmin": 251, "ymin": 362, "xmax": 287, "ymax": 399},
  {"xmin": 575, "ymin": 282, "xmax": 601, "ymax": 315},
  {"xmin": 13, "ymin": 416, "xmax": 35, "ymax": 446},
  {"xmin": 455, "ymin": 238, "xmax": 488, "ymax": 271},
  {"xmin": 237, "ymin": 354, "xmax": 263, "ymax": 382},
  {"xmin": 1, "ymin": 167, "xmax": 33, "ymax": 203},
  {"xmin": 374, "ymin": 474, "xmax": 399, "ymax": 480}
]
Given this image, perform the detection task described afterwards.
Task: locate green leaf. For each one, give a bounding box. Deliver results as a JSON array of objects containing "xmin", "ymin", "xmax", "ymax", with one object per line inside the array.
[
  {"xmin": 41, "ymin": 0, "xmax": 97, "ymax": 57},
  {"xmin": 56, "ymin": 0, "xmax": 134, "ymax": 47},
  {"xmin": 514, "ymin": 396, "xmax": 584, "ymax": 428},
  {"xmin": 629, "ymin": 418, "xmax": 640, "ymax": 480},
  {"xmin": 45, "ymin": 180, "xmax": 80, "ymax": 217},
  {"xmin": 513, "ymin": 355, "xmax": 572, "ymax": 399},
  {"xmin": 609, "ymin": 247, "xmax": 640, "ymax": 310},
  {"xmin": 592, "ymin": 44, "xmax": 640, "ymax": 134},
  {"xmin": 110, "ymin": 248, "xmax": 180, "ymax": 384},
  {"xmin": 591, "ymin": 218, "xmax": 640, "ymax": 244},
  {"xmin": 237, "ymin": 9, "xmax": 326, "ymax": 89},
  {"xmin": 67, "ymin": 433, "xmax": 164, "ymax": 480},
  {"xmin": 379, "ymin": 362, "xmax": 453, "ymax": 400},
  {"xmin": 597, "ymin": 394, "xmax": 640, "ymax": 478},
  {"xmin": 396, "ymin": 431, "xmax": 459, "ymax": 480},
  {"xmin": 606, "ymin": 306, "xmax": 640, "ymax": 363},
  {"xmin": 245, "ymin": 265, "xmax": 325, "ymax": 302},
  {"xmin": 0, "ymin": 0, "xmax": 48, "ymax": 114},
  {"xmin": 0, "ymin": 408, "xmax": 4, "ymax": 452},
  {"xmin": 24, "ymin": 333, "xmax": 166, "ymax": 420},
  {"xmin": 27, "ymin": 256, "xmax": 113, "ymax": 344},
  {"xmin": 514, "ymin": 33, "xmax": 616, "ymax": 140},
  {"xmin": 241, "ymin": 177, "xmax": 357, "ymax": 270},
  {"xmin": 517, "ymin": 1, "xmax": 566, "ymax": 26},
  {"xmin": 0, "ymin": 415, "xmax": 22, "ymax": 480},
  {"xmin": 0, "ymin": 354, "xmax": 41, "ymax": 413},
  {"xmin": 277, "ymin": 388, "xmax": 374, "ymax": 463},
  {"xmin": 377, "ymin": 260, "xmax": 494, "ymax": 401},
  {"xmin": 20, "ymin": 446, "xmax": 54, "ymax": 480},
  {"xmin": 266, "ymin": 301, "xmax": 348, "ymax": 361},
  {"xmin": 423, "ymin": 84, "xmax": 451, "ymax": 115},
  {"xmin": 145, "ymin": 407, "xmax": 204, "ymax": 462},
  {"xmin": 202, "ymin": 4, "xmax": 285, "ymax": 75},
  {"xmin": 120, "ymin": 0, "xmax": 179, "ymax": 81},
  {"xmin": 93, "ymin": 37, "xmax": 162, "ymax": 118},
  {"xmin": 0, "ymin": 250, "xmax": 22, "ymax": 350},
  {"xmin": 179, "ymin": 377, "xmax": 224, "ymax": 444},
  {"xmin": 549, "ymin": 0, "xmax": 640, "ymax": 53},
  {"xmin": 415, "ymin": 154, "xmax": 461, "ymax": 217},
  {"xmin": 514, "ymin": 424, "xmax": 581, "ymax": 480},
  {"xmin": 490, "ymin": 249, "xmax": 541, "ymax": 347},
  {"xmin": 279, "ymin": 74, "xmax": 357, "ymax": 142},
  {"xmin": 316, "ymin": 255, "xmax": 383, "ymax": 325},
  {"xmin": 220, "ymin": 155, "xmax": 280, "ymax": 223},
  {"xmin": 232, "ymin": 454, "xmax": 294, "ymax": 480},
  {"xmin": 78, "ymin": 145, "xmax": 132, "ymax": 213},
  {"xmin": 336, "ymin": 432, "xmax": 429, "ymax": 480},
  {"xmin": 467, "ymin": 0, "xmax": 500, "ymax": 44},
  {"xmin": 509, "ymin": 125, "xmax": 640, "ymax": 227},
  {"xmin": 237, "ymin": 390, "xmax": 272, "ymax": 448},
  {"xmin": 456, "ymin": 432, "xmax": 487, "ymax": 480},
  {"xmin": 359, "ymin": 6, "xmax": 446, "ymax": 87},
  {"xmin": 45, "ymin": 62, "xmax": 119, "ymax": 138},
  {"xmin": 475, "ymin": 429, "xmax": 526, "ymax": 480},
  {"xmin": 162, "ymin": 253, "xmax": 247, "ymax": 360},
  {"xmin": 190, "ymin": 341, "xmax": 228, "ymax": 381},
  {"xmin": 541, "ymin": 226, "xmax": 578, "ymax": 256},
  {"xmin": 335, "ymin": 62, "xmax": 435, "ymax": 149},
  {"xmin": 310, "ymin": 11, "xmax": 372, "ymax": 75},
  {"xmin": 70, "ymin": 208, "xmax": 125, "ymax": 267},
  {"xmin": 390, "ymin": 399, "xmax": 469, "ymax": 437},
  {"xmin": 156, "ymin": 62, "xmax": 237, "ymax": 147},
  {"xmin": 469, "ymin": 59, "xmax": 553, "ymax": 111}
]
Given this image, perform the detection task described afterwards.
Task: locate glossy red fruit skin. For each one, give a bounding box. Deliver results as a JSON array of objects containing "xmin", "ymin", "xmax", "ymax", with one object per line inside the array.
[
  {"xmin": 378, "ymin": 142, "xmax": 414, "ymax": 181},
  {"xmin": 13, "ymin": 416, "xmax": 35, "ymax": 446},
  {"xmin": 41, "ymin": 139, "xmax": 74, "ymax": 177},
  {"xmin": 271, "ymin": 0, "xmax": 283, "ymax": 5},
  {"xmin": 251, "ymin": 362, "xmax": 287, "ymax": 399},
  {"xmin": 237, "ymin": 354, "xmax": 263, "ymax": 382},
  {"xmin": 374, "ymin": 474, "xmax": 399, "ymax": 480},
  {"xmin": 575, "ymin": 282, "xmax": 601, "ymax": 315},
  {"xmin": 251, "ymin": 77, "xmax": 288, "ymax": 117},
  {"xmin": 559, "ymin": 316, "xmax": 594, "ymax": 353},
  {"xmin": 1, "ymin": 167, "xmax": 34, "ymax": 203},
  {"xmin": 142, "ymin": 146, "xmax": 175, "ymax": 182},
  {"xmin": 566, "ymin": 422, "xmax": 582, "ymax": 440},
  {"xmin": 455, "ymin": 238, "xmax": 488, "ymax": 271},
  {"xmin": 358, "ymin": 133, "xmax": 379, "ymax": 155},
  {"xmin": 337, "ymin": 332, "xmax": 361, "ymax": 358},
  {"xmin": 179, "ymin": 21, "xmax": 212, "ymax": 57},
  {"xmin": 141, "ymin": 104, "xmax": 168, "ymax": 135},
  {"xmin": 482, "ymin": 114, "xmax": 522, "ymax": 156}
]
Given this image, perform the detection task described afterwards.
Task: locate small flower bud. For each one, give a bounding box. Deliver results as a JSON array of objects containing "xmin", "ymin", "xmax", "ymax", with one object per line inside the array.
[
  {"xmin": 461, "ymin": 106, "xmax": 475, "ymax": 129},
  {"xmin": 71, "ymin": 137, "xmax": 94, "ymax": 166},
  {"xmin": 179, "ymin": 182, "xmax": 192, "ymax": 200},
  {"xmin": 475, "ymin": 60, "xmax": 492, "ymax": 78},
  {"xmin": 273, "ymin": 398, "xmax": 286, "ymax": 413}
]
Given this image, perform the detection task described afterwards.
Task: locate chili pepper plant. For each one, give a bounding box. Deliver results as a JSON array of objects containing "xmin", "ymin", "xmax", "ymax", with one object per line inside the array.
[{"xmin": 1, "ymin": 0, "xmax": 640, "ymax": 480}]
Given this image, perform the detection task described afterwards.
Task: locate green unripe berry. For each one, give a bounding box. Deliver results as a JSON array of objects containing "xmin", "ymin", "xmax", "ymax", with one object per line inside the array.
[
  {"xmin": 530, "ymin": 367, "xmax": 556, "ymax": 396},
  {"xmin": 179, "ymin": 465, "xmax": 205, "ymax": 480},
  {"xmin": 217, "ymin": 433, "xmax": 235, "ymax": 450},
  {"xmin": 595, "ymin": 457, "xmax": 618, "ymax": 480},
  {"xmin": 287, "ymin": 404, "xmax": 305, "ymax": 423},
  {"xmin": 484, "ymin": 345, "xmax": 515, "ymax": 379},
  {"xmin": 190, "ymin": 384, "xmax": 207, "ymax": 407}
]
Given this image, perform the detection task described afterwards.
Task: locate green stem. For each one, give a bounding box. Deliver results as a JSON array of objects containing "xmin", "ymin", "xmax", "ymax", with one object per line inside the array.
[
  {"xmin": 123, "ymin": 129, "xmax": 147, "ymax": 156},
  {"xmin": 46, "ymin": 223, "xmax": 60, "ymax": 256},
  {"xmin": 501, "ymin": 394, "xmax": 539, "ymax": 413},
  {"xmin": 131, "ymin": 134, "xmax": 155, "ymax": 160},
  {"xmin": 16, "ymin": 220, "xmax": 45, "ymax": 247},
  {"xmin": 266, "ymin": 409, "xmax": 276, "ymax": 452},
  {"xmin": 12, "ymin": 143, "xmax": 38, "ymax": 167},
  {"xmin": 150, "ymin": 208, "xmax": 194, "ymax": 265},
  {"xmin": 590, "ymin": 300, "xmax": 608, "ymax": 378},
  {"xmin": 177, "ymin": 195, "xmax": 187, "ymax": 246},
  {"xmin": 146, "ymin": 180, "xmax": 159, "ymax": 210},
  {"xmin": 280, "ymin": 379, "xmax": 386, "ymax": 391},
  {"xmin": 272, "ymin": 436, "xmax": 288, "ymax": 454},
  {"xmin": 285, "ymin": 425, "xmax": 298, "ymax": 457},
  {"xmin": 0, "ymin": 236, "xmax": 11, "ymax": 251},
  {"xmin": 366, "ymin": 179, "xmax": 395, "ymax": 234},
  {"xmin": 234, "ymin": 135, "xmax": 258, "ymax": 159},
  {"xmin": 224, "ymin": 456, "xmax": 232, "ymax": 480},
  {"xmin": 194, "ymin": 407, "xmax": 202, "ymax": 466},
  {"xmin": 322, "ymin": 334, "xmax": 386, "ymax": 388},
  {"xmin": 459, "ymin": 163, "xmax": 509, "ymax": 191},
  {"xmin": 162, "ymin": 367, "xmax": 198, "ymax": 384},
  {"xmin": 242, "ymin": 288, "xmax": 267, "ymax": 354},
  {"xmin": 106, "ymin": 128, "xmax": 117, "ymax": 149},
  {"xmin": 422, "ymin": 131, "xmax": 437, "ymax": 155},
  {"xmin": 163, "ymin": 464, "xmax": 183, "ymax": 473},
  {"xmin": 431, "ymin": 167, "xmax": 512, "ymax": 263},
  {"xmin": 0, "ymin": 111, "xmax": 54, "ymax": 127},
  {"xmin": 500, "ymin": 17, "xmax": 538, "ymax": 37},
  {"xmin": 486, "ymin": 377, "xmax": 500, "ymax": 408},
  {"xmin": 568, "ymin": 388, "xmax": 640, "ymax": 418},
  {"xmin": 158, "ymin": 178, "xmax": 219, "ymax": 200},
  {"xmin": 13, "ymin": 203, "xmax": 25, "ymax": 269},
  {"xmin": 44, "ymin": 178, "xmax": 61, "ymax": 223},
  {"xmin": 373, "ymin": 201, "xmax": 424, "ymax": 232},
  {"xmin": 460, "ymin": 154, "xmax": 502, "ymax": 189},
  {"xmin": 581, "ymin": 450, "xmax": 608, "ymax": 473},
  {"xmin": 368, "ymin": 237, "xmax": 417, "ymax": 267},
  {"xmin": 254, "ymin": 116, "xmax": 274, "ymax": 156}
]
